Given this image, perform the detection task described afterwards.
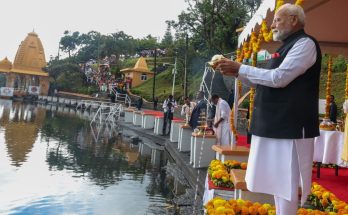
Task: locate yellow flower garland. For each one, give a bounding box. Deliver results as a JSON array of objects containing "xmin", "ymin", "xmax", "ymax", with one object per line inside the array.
[
  {"xmin": 275, "ymin": 0, "xmax": 285, "ymax": 11},
  {"xmin": 295, "ymin": 0, "xmax": 305, "ymax": 6},
  {"xmin": 345, "ymin": 63, "xmax": 348, "ymax": 99},
  {"xmin": 325, "ymin": 56, "xmax": 333, "ymax": 119}
]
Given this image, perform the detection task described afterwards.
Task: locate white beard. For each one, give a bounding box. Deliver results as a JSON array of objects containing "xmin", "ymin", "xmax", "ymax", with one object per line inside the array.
[{"xmin": 273, "ymin": 29, "xmax": 292, "ymax": 41}]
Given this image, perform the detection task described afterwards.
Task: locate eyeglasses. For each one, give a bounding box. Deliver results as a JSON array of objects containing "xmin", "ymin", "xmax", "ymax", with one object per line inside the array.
[{"xmin": 273, "ymin": 14, "xmax": 297, "ymax": 24}]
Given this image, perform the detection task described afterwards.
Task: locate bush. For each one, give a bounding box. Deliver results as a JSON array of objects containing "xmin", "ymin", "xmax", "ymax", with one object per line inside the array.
[
  {"xmin": 333, "ymin": 55, "xmax": 347, "ymax": 73},
  {"xmin": 322, "ymin": 54, "xmax": 347, "ymax": 73},
  {"xmin": 56, "ymin": 71, "xmax": 85, "ymax": 92}
]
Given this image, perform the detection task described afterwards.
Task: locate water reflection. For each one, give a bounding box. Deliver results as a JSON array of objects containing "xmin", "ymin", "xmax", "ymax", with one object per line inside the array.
[{"xmin": 0, "ymin": 100, "xmax": 175, "ymax": 214}]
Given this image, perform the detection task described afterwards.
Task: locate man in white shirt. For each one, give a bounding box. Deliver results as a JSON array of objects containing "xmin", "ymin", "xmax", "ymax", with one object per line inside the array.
[
  {"xmin": 211, "ymin": 94, "xmax": 231, "ymax": 145},
  {"xmin": 162, "ymin": 95, "xmax": 178, "ymax": 135},
  {"xmin": 181, "ymin": 97, "xmax": 196, "ymax": 125},
  {"xmin": 215, "ymin": 4, "xmax": 321, "ymax": 214}
]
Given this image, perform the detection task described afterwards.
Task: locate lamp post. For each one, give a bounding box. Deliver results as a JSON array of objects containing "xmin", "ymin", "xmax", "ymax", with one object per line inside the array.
[
  {"xmin": 172, "ymin": 57, "xmax": 177, "ymax": 96},
  {"xmin": 163, "ymin": 57, "xmax": 177, "ymax": 97},
  {"xmin": 152, "ymin": 48, "xmax": 157, "ymax": 101}
]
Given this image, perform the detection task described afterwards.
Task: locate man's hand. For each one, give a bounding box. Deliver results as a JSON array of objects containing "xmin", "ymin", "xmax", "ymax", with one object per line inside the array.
[
  {"xmin": 214, "ymin": 122, "xmax": 219, "ymax": 128},
  {"xmin": 214, "ymin": 59, "xmax": 241, "ymax": 77}
]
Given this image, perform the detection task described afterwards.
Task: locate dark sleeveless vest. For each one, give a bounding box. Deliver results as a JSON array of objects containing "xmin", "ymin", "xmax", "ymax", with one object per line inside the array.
[{"xmin": 250, "ymin": 30, "xmax": 322, "ymax": 139}]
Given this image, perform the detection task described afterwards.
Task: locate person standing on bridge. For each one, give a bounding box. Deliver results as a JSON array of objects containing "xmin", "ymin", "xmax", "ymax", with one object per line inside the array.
[{"xmin": 162, "ymin": 95, "xmax": 177, "ymax": 136}]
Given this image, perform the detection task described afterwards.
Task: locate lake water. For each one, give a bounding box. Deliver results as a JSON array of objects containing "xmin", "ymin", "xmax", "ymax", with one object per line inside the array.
[{"xmin": 0, "ymin": 100, "xmax": 176, "ymax": 215}]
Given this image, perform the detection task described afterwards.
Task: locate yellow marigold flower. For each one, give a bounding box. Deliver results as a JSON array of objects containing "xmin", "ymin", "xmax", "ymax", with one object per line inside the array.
[
  {"xmin": 240, "ymin": 206, "xmax": 249, "ymax": 215},
  {"xmin": 321, "ymin": 198, "xmax": 329, "ymax": 207},
  {"xmin": 253, "ymin": 202, "xmax": 262, "ymax": 208},
  {"xmin": 322, "ymin": 191, "xmax": 330, "ymax": 199},
  {"xmin": 224, "ymin": 208, "xmax": 235, "ymax": 215},
  {"xmin": 267, "ymin": 209, "xmax": 276, "ymax": 215},
  {"xmin": 213, "ymin": 199, "xmax": 227, "ymax": 208},
  {"xmin": 237, "ymin": 199, "xmax": 245, "ymax": 206},
  {"xmin": 244, "ymin": 200, "xmax": 253, "ymax": 207},
  {"xmin": 257, "ymin": 206, "xmax": 268, "ymax": 215},
  {"xmin": 216, "ymin": 206, "xmax": 226, "ymax": 214},
  {"xmin": 241, "ymin": 162, "xmax": 247, "ymax": 170},
  {"xmin": 249, "ymin": 206, "xmax": 258, "ymax": 215},
  {"xmin": 262, "ymin": 204, "xmax": 272, "ymax": 210}
]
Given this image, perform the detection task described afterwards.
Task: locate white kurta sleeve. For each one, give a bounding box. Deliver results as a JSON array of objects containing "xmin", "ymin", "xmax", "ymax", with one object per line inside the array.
[
  {"xmin": 220, "ymin": 102, "xmax": 229, "ymax": 120},
  {"xmin": 238, "ymin": 38, "xmax": 317, "ymax": 88},
  {"xmin": 343, "ymin": 100, "xmax": 348, "ymax": 113},
  {"xmin": 181, "ymin": 105, "xmax": 186, "ymax": 116}
]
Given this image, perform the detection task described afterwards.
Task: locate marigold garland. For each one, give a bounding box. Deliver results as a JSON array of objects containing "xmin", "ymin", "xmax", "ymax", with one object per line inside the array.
[
  {"xmin": 345, "ymin": 63, "xmax": 348, "ymax": 99},
  {"xmin": 249, "ymin": 88, "xmax": 255, "ymax": 129},
  {"xmin": 230, "ymin": 106, "xmax": 238, "ymax": 141},
  {"xmin": 325, "ymin": 56, "xmax": 333, "ymax": 119},
  {"xmin": 204, "ymin": 196, "xmax": 333, "ymax": 215},
  {"xmin": 238, "ymin": 81, "xmax": 242, "ymax": 99},
  {"xmin": 295, "ymin": 0, "xmax": 305, "ymax": 6},
  {"xmin": 275, "ymin": 0, "xmax": 285, "ymax": 11},
  {"xmin": 309, "ymin": 182, "xmax": 348, "ymax": 213}
]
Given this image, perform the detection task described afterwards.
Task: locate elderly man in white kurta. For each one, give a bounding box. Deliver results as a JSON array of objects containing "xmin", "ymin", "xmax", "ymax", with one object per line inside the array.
[
  {"xmin": 215, "ymin": 4, "xmax": 321, "ymax": 214},
  {"xmin": 211, "ymin": 94, "xmax": 231, "ymax": 146}
]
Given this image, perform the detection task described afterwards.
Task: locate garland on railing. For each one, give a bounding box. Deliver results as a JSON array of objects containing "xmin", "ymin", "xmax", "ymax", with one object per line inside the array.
[
  {"xmin": 325, "ymin": 56, "xmax": 333, "ymax": 119},
  {"xmin": 345, "ymin": 63, "xmax": 348, "ymax": 99},
  {"xmin": 248, "ymin": 52, "xmax": 258, "ymax": 130}
]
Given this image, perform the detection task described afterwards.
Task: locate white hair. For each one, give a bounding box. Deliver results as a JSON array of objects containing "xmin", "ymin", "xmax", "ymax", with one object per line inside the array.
[{"xmin": 278, "ymin": 3, "xmax": 306, "ymax": 26}]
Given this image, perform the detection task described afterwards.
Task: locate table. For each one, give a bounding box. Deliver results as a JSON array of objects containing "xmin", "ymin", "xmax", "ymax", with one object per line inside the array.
[
  {"xmin": 190, "ymin": 133, "xmax": 216, "ymax": 168},
  {"xmin": 170, "ymin": 120, "xmax": 185, "ymax": 142},
  {"xmin": 178, "ymin": 124, "xmax": 192, "ymax": 152},
  {"xmin": 314, "ymin": 130, "xmax": 346, "ymax": 177},
  {"xmin": 153, "ymin": 116, "xmax": 164, "ymax": 135}
]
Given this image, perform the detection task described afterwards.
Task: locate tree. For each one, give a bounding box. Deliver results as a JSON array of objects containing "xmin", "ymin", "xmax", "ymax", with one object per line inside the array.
[
  {"xmin": 46, "ymin": 58, "xmax": 83, "ymax": 93},
  {"xmin": 161, "ymin": 21, "xmax": 174, "ymax": 48},
  {"xmin": 60, "ymin": 31, "xmax": 81, "ymax": 58},
  {"xmin": 136, "ymin": 35, "xmax": 158, "ymax": 52},
  {"xmin": 170, "ymin": 0, "xmax": 261, "ymax": 56}
]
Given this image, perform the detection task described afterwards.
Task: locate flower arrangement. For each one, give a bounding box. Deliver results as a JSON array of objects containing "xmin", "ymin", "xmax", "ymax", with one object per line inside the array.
[
  {"xmin": 205, "ymin": 197, "xmax": 338, "ymax": 215},
  {"xmin": 205, "ymin": 197, "xmax": 276, "ymax": 215},
  {"xmin": 308, "ymin": 182, "xmax": 348, "ymax": 214},
  {"xmin": 208, "ymin": 160, "xmax": 247, "ymax": 189}
]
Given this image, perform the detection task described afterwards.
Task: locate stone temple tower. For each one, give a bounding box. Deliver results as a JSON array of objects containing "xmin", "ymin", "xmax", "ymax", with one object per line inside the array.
[{"xmin": 0, "ymin": 31, "xmax": 49, "ymax": 96}]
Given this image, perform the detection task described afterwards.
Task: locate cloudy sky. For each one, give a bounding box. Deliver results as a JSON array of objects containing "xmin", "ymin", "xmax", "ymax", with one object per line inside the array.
[{"xmin": 0, "ymin": 0, "xmax": 187, "ymax": 62}]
